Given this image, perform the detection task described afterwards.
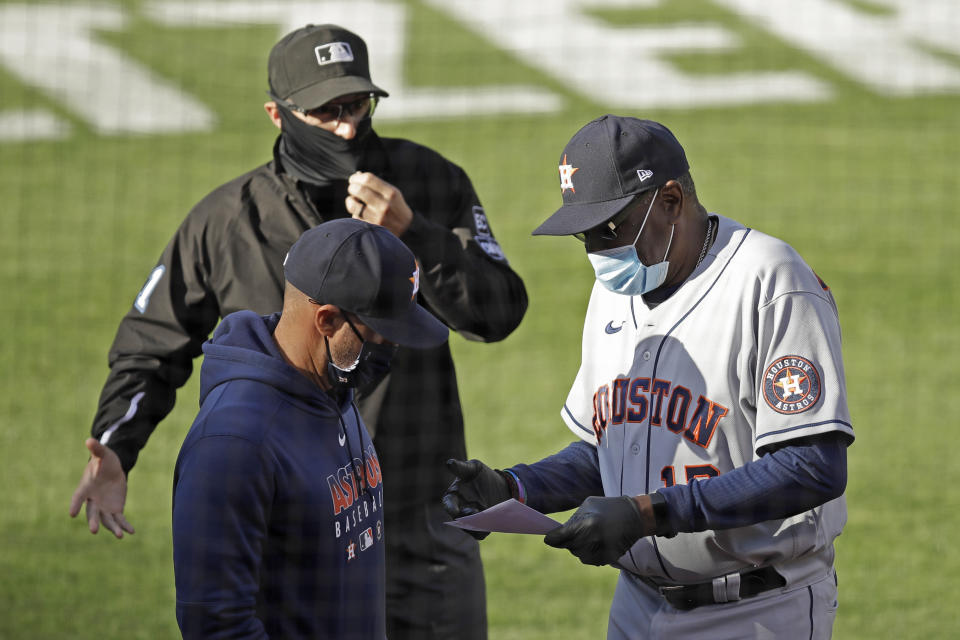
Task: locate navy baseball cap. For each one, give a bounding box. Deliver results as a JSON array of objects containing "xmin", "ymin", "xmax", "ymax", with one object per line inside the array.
[
  {"xmin": 268, "ymin": 24, "xmax": 388, "ymax": 110},
  {"xmin": 283, "ymin": 219, "xmax": 448, "ymax": 349},
  {"xmin": 532, "ymin": 116, "xmax": 689, "ymax": 236}
]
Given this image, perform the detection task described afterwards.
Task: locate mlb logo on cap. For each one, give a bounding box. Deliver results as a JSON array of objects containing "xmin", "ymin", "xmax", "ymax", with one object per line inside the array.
[
  {"xmin": 267, "ymin": 24, "xmax": 388, "ymax": 110},
  {"xmin": 315, "ymin": 42, "xmax": 354, "ymax": 65}
]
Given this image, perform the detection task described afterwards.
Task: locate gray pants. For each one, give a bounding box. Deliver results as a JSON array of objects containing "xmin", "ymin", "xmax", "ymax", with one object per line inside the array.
[{"xmin": 608, "ymin": 569, "xmax": 838, "ymax": 639}]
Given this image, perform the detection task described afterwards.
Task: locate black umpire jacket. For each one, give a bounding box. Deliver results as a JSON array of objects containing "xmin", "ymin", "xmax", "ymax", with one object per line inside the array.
[{"xmin": 91, "ymin": 133, "xmax": 528, "ymax": 517}]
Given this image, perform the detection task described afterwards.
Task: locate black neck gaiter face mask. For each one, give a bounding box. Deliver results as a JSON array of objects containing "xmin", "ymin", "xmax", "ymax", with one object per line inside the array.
[{"xmin": 276, "ymin": 103, "xmax": 373, "ymax": 186}]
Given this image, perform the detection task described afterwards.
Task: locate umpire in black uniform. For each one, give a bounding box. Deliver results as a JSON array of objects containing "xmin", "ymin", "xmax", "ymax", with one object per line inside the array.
[{"xmin": 69, "ymin": 24, "xmax": 527, "ymax": 640}]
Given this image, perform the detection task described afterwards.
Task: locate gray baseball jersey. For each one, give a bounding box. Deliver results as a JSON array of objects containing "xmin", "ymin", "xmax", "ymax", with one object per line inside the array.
[{"xmin": 561, "ymin": 214, "xmax": 854, "ymax": 587}]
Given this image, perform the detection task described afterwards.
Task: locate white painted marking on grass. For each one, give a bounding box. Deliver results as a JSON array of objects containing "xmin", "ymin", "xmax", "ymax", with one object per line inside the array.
[
  {"xmin": 0, "ymin": 3, "xmax": 216, "ymax": 135},
  {"xmin": 713, "ymin": 0, "xmax": 960, "ymax": 95},
  {"xmin": 144, "ymin": 0, "xmax": 564, "ymax": 120},
  {"xmin": 429, "ymin": 0, "xmax": 830, "ymax": 108},
  {"xmin": 0, "ymin": 109, "xmax": 71, "ymax": 141}
]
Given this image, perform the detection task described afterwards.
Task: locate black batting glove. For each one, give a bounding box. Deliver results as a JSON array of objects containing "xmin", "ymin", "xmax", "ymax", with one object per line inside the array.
[
  {"xmin": 442, "ymin": 459, "xmax": 514, "ymax": 540},
  {"xmin": 543, "ymin": 495, "xmax": 652, "ymax": 566}
]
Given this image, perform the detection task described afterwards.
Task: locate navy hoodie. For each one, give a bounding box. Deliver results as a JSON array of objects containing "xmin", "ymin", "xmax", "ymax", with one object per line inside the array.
[{"xmin": 173, "ymin": 311, "xmax": 386, "ymax": 639}]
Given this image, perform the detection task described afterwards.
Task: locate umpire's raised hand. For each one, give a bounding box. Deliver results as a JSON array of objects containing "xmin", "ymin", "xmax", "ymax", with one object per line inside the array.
[
  {"xmin": 544, "ymin": 495, "xmax": 656, "ymax": 566},
  {"xmin": 442, "ymin": 459, "xmax": 514, "ymax": 540}
]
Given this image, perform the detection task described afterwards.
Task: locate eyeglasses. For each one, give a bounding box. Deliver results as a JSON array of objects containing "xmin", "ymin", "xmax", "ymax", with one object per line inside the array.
[
  {"xmin": 572, "ymin": 195, "xmax": 643, "ymax": 243},
  {"xmin": 272, "ymin": 92, "xmax": 379, "ymax": 123}
]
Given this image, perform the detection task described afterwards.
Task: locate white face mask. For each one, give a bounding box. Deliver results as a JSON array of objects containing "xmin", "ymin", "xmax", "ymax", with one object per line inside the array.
[{"xmin": 586, "ymin": 188, "xmax": 673, "ymax": 295}]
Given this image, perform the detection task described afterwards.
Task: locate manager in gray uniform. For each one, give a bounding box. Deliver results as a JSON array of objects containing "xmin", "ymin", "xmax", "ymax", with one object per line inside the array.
[
  {"xmin": 444, "ymin": 116, "xmax": 852, "ymax": 639},
  {"xmin": 69, "ymin": 24, "xmax": 527, "ymax": 640}
]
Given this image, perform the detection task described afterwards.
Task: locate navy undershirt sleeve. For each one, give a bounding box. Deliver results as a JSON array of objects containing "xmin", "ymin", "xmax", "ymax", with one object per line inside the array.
[
  {"xmin": 507, "ymin": 440, "xmax": 603, "ymax": 514},
  {"xmin": 506, "ymin": 433, "xmax": 848, "ymax": 532},
  {"xmin": 657, "ymin": 433, "xmax": 850, "ymax": 534}
]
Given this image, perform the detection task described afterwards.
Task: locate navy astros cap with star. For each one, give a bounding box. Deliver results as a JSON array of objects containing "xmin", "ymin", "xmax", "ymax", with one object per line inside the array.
[
  {"xmin": 283, "ymin": 219, "xmax": 448, "ymax": 349},
  {"xmin": 533, "ymin": 115, "xmax": 689, "ymax": 236},
  {"xmin": 268, "ymin": 24, "xmax": 389, "ymax": 110}
]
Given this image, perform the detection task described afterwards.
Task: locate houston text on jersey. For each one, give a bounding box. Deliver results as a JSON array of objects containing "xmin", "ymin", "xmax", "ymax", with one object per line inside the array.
[{"xmin": 591, "ymin": 376, "xmax": 729, "ymax": 448}]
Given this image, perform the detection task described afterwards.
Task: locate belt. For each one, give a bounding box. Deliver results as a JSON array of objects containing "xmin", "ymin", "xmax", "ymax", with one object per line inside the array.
[{"xmin": 633, "ymin": 566, "xmax": 786, "ymax": 611}]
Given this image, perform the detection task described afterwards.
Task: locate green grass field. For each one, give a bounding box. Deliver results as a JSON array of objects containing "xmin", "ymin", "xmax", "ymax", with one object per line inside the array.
[{"xmin": 2, "ymin": 1, "xmax": 959, "ymax": 637}]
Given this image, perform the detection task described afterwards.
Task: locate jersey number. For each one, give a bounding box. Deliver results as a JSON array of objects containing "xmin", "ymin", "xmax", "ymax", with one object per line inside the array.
[{"xmin": 660, "ymin": 464, "xmax": 720, "ymax": 488}]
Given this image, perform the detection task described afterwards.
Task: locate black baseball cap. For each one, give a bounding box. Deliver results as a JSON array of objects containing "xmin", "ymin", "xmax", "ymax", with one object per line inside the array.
[
  {"xmin": 532, "ymin": 115, "xmax": 689, "ymax": 236},
  {"xmin": 283, "ymin": 219, "xmax": 448, "ymax": 349},
  {"xmin": 268, "ymin": 24, "xmax": 388, "ymax": 109}
]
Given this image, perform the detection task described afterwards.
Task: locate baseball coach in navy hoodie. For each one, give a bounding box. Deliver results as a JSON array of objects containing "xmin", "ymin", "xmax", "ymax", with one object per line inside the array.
[{"xmin": 172, "ymin": 218, "xmax": 448, "ymax": 639}]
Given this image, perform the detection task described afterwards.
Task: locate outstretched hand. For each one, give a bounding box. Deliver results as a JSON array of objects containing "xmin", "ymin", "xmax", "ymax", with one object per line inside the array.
[
  {"xmin": 441, "ymin": 458, "xmax": 513, "ymax": 540},
  {"xmin": 544, "ymin": 495, "xmax": 653, "ymax": 566},
  {"xmin": 69, "ymin": 438, "xmax": 134, "ymax": 538}
]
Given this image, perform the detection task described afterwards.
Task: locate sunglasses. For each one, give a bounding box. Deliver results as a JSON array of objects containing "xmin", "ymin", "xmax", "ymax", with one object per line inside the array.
[
  {"xmin": 572, "ymin": 196, "xmax": 642, "ymax": 243},
  {"xmin": 272, "ymin": 92, "xmax": 379, "ymax": 123}
]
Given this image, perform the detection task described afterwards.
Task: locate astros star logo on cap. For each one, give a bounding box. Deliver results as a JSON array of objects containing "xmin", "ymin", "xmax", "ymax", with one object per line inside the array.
[
  {"xmin": 409, "ymin": 263, "xmax": 421, "ymax": 300},
  {"xmin": 558, "ymin": 154, "xmax": 579, "ymax": 193}
]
